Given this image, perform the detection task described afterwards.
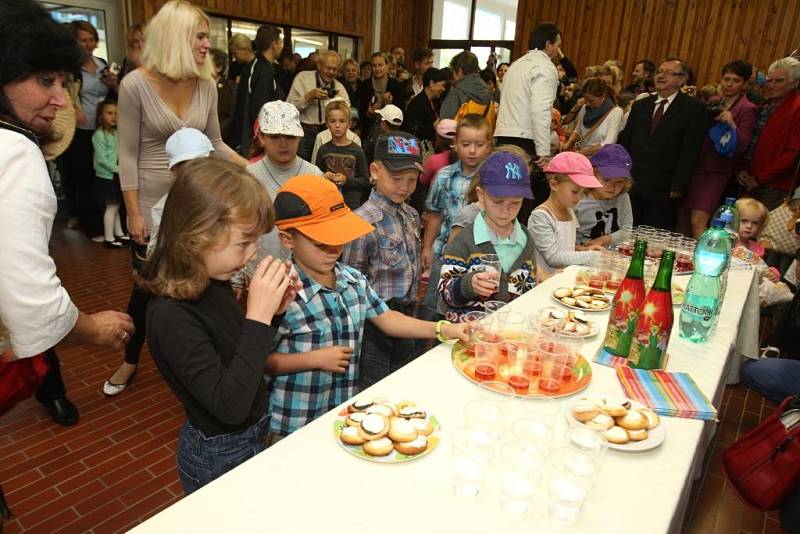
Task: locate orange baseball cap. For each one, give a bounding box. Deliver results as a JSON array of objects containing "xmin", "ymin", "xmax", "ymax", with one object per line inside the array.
[{"xmin": 274, "ymin": 175, "xmax": 374, "ymax": 246}]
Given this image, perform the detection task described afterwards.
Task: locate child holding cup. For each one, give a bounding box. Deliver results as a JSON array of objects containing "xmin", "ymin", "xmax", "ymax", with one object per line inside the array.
[{"xmin": 438, "ymin": 152, "xmax": 539, "ymax": 323}]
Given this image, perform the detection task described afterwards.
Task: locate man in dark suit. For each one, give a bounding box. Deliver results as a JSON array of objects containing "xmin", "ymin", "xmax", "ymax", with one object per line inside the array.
[{"xmin": 618, "ymin": 58, "xmax": 706, "ymax": 229}]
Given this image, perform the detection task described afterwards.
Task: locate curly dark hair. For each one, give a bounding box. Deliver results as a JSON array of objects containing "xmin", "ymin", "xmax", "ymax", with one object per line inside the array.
[{"xmin": 0, "ymin": 0, "xmax": 83, "ymax": 122}]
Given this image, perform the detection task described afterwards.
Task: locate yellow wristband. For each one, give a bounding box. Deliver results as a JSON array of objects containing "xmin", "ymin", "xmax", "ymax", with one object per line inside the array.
[{"xmin": 435, "ymin": 320, "xmax": 452, "ymax": 342}]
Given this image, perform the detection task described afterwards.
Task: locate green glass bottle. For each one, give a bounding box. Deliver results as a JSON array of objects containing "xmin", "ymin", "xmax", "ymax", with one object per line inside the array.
[
  {"xmin": 629, "ymin": 250, "xmax": 675, "ymax": 370},
  {"xmin": 603, "ymin": 240, "xmax": 648, "ymax": 357}
]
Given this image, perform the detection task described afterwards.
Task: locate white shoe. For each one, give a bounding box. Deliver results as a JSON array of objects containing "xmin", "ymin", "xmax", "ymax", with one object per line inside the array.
[{"xmin": 102, "ymin": 367, "xmax": 137, "ymax": 396}]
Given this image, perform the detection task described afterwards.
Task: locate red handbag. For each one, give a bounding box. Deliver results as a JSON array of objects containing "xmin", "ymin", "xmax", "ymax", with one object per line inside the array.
[
  {"xmin": 0, "ymin": 345, "xmax": 49, "ymax": 418},
  {"xmin": 722, "ymin": 395, "xmax": 800, "ymax": 510}
]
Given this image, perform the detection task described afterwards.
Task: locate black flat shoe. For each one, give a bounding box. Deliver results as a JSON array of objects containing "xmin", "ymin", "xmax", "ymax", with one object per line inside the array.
[
  {"xmin": 104, "ymin": 240, "xmax": 126, "ymax": 249},
  {"xmin": 115, "ymin": 234, "xmax": 131, "ymax": 242},
  {"xmin": 42, "ymin": 397, "xmax": 79, "ymax": 426}
]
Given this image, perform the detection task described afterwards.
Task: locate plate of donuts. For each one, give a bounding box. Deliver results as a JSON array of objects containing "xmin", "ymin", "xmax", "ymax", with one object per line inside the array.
[
  {"xmin": 567, "ymin": 394, "xmax": 666, "ymax": 452},
  {"xmin": 333, "ymin": 398, "xmax": 442, "ymax": 462}
]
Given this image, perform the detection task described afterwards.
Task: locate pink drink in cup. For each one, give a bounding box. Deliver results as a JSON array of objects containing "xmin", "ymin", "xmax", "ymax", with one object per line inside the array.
[
  {"xmin": 536, "ymin": 340, "xmax": 569, "ymax": 393},
  {"xmin": 474, "ymin": 332, "xmax": 502, "ymax": 382}
]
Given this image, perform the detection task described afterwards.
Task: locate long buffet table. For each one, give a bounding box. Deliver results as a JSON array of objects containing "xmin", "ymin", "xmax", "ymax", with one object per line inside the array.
[{"xmin": 132, "ymin": 265, "xmax": 758, "ymax": 534}]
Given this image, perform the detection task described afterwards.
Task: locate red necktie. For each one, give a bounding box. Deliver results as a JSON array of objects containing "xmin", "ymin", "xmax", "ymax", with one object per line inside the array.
[{"xmin": 651, "ymin": 99, "xmax": 666, "ymax": 133}]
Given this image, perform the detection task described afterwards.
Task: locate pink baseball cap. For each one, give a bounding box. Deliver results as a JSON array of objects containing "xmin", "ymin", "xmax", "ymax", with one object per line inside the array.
[
  {"xmin": 543, "ymin": 152, "xmax": 602, "ymax": 188},
  {"xmin": 436, "ymin": 119, "xmax": 457, "ymax": 139}
]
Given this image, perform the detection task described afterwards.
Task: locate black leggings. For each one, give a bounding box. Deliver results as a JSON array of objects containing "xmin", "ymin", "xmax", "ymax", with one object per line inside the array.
[
  {"xmin": 61, "ymin": 128, "xmax": 104, "ymax": 238},
  {"xmin": 123, "ymin": 243, "xmax": 150, "ymax": 365}
]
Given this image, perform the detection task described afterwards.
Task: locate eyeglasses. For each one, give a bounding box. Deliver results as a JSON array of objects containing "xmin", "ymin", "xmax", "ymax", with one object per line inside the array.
[{"xmin": 655, "ymin": 69, "xmax": 685, "ymax": 77}]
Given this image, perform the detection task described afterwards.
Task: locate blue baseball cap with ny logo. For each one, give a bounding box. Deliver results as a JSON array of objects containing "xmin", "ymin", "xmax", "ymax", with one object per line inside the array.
[{"xmin": 479, "ymin": 152, "xmax": 533, "ymax": 198}]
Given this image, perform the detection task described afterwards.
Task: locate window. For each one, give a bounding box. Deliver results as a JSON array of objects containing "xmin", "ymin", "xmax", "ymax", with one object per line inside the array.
[
  {"xmin": 208, "ymin": 15, "xmax": 228, "ymax": 51},
  {"xmin": 291, "ymin": 28, "xmax": 329, "ymax": 58},
  {"xmin": 429, "ymin": 0, "xmax": 517, "ymax": 70},
  {"xmin": 200, "ymin": 14, "xmax": 358, "ymax": 63},
  {"xmin": 45, "ymin": 3, "xmax": 110, "ymax": 61}
]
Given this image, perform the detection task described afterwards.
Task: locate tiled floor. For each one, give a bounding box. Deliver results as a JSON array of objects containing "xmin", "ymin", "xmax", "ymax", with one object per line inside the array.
[{"xmin": 0, "ymin": 223, "xmax": 784, "ymax": 533}]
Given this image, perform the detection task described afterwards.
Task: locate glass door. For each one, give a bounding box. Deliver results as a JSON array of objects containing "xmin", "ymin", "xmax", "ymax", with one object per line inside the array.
[{"xmin": 37, "ymin": 0, "xmax": 123, "ymax": 62}]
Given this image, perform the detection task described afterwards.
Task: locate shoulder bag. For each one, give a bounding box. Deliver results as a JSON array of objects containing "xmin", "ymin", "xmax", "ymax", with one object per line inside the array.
[
  {"xmin": 760, "ymin": 155, "xmax": 800, "ymax": 256},
  {"xmin": 722, "ymin": 395, "xmax": 800, "ymax": 510}
]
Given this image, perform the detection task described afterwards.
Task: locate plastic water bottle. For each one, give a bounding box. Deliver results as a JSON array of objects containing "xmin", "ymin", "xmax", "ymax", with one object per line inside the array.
[
  {"xmin": 679, "ymin": 219, "xmax": 731, "ymax": 343},
  {"xmin": 713, "ymin": 197, "xmax": 740, "ymax": 242}
]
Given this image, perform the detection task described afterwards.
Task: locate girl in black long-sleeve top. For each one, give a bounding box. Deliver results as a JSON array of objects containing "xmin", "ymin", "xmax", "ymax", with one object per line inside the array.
[{"xmin": 139, "ymin": 158, "xmax": 300, "ymax": 495}]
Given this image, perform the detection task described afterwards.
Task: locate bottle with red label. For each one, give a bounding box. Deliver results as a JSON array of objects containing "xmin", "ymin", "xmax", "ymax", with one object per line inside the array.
[
  {"xmin": 603, "ymin": 239, "xmax": 647, "ymax": 357},
  {"xmin": 628, "ymin": 250, "xmax": 675, "ymax": 370}
]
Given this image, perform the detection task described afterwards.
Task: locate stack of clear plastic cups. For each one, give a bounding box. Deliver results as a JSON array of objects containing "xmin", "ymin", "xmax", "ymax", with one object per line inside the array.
[
  {"xmin": 450, "ymin": 426, "xmax": 495, "ymax": 497},
  {"xmin": 547, "ymin": 447, "xmax": 598, "ymax": 524},
  {"xmin": 497, "ymin": 441, "xmax": 548, "ymax": 515}
]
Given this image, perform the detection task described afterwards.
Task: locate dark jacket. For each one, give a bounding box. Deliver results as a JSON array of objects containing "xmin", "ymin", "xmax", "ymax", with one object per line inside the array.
[
  {"xmin": 618, "ymin": 91, "xmax": 707, "ymax": 200},
  {"xmin": 440, "ymin": 73, "xmax": 490, "ymax": 119},
  {"xmin": 356, "ymin": 76, "xmax": 405, "ymax": 140},
  {"xmin": 402, "ymin": 90, "xmax": 438, "ymax": 143},
  {"xmin": 232, "ymin": 56, "xmax": 284, "ymax": 154},
  {"xmin": 338, "ymin": 77, "xmax": 362, "ymax": 105},
  {"xmin": 217, "ymin": 79, "xmax": 238, "ymax": 146}
]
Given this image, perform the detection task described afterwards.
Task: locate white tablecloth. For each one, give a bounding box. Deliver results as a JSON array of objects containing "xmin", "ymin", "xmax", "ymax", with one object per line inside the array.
[{"xmin": 131, "ymin": 266, "xmax": 757, "ymax": 534}]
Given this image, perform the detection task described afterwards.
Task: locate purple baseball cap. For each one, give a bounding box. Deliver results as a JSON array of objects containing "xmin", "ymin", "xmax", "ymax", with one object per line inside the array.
[
  {"xmin": 544, "ymin": 152, "xmax": 602, "ymax": 188},
  {"xmin": 590, "ymin": 144, "xmax": 633, "ymax": 180},
  {"xmin": 479, "ymin": 152, "xmax": 533, "ymax": 198}
]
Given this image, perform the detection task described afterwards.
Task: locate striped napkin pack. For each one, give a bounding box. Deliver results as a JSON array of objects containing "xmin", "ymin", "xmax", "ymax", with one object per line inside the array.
[{"xmin": 615, "ymin": 366, "xmax": 718, "ymax": 421}]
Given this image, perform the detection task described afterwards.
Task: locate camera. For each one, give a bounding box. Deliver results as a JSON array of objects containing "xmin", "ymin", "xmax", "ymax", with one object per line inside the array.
[{"xmin": 323, "ymin": 86, "xmax": 337, "ymax": 99}]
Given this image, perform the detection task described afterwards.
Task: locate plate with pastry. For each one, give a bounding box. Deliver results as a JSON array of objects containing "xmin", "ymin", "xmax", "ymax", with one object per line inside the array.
[
  {"xmin": 535, "ymin": 307, "xmax": 599, "ymax": 338},
  {"xmin": 566, "ymin": 394, "xmax": 666, "ymax": 452},
  {"xmin": 552, "ymin": 286, "xmax": 611, "ymax": 312},
  {"xmin": 333, "ymin": 398, "xmax": 441, "ymax": 462}
]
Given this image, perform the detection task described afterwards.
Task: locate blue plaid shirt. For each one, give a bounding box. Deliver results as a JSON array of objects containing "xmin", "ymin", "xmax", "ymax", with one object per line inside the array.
[
  {"xmin": 341, "ymin": 190, "xmax": 421, "ymax": 303},
  {"xmin": 426, "ymin": 162, "xmax": 474, "ymax": 260},
  {"xmin": 268, "ymin": 262, "xmax": 389, "ymax": 435}
]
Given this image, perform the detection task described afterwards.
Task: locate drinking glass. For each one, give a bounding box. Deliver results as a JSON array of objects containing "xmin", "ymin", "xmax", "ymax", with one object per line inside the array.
[
  {"xmin": 451, "ymin": 427, "xmax": 495, "ymax": 497},
  {"xmin": 500, "ymin": 334, "xmax": 534, "ymax": 395},
  {"xmin": 497, "ymin": 441, "xmax": 547, "ymax": 514},
  {"xmin": 520, "ymin": 394, "xmax": 561, "ymax": 427},
  {"xmin": 565, "ymin": 425, "xmax": 608, "ymax": 462},
  {"xmin": 511, "ymin": 417, "xmax": 555, "ymax": 451},
  {"xmin": 534, "ymin": 338, "xmax": 570, "ymax": 394},
  {"xmin": 553, "ymin": 330, "xmax": 585, "ymax": 370},
  {"xmin": 464, "ymin": 399, "xmax": 507, "ymax": 441},
  {"xmin": 478, "ymin": 254, "xmax": 502, "ymax": 297},
  {"xmin": 547, "ymin": 447, "xmax": 598, "ymax": 524},
  {"xmin": 529, "ymin": 308, "xmax": 561, "ymax": 335},
  {"xmin": 482, "ymin": 299, "xmax": 505, "ymax": 324},
  {"xmin": 462, "ymin": 311, "xmax": 486, "ymax": 357},
  {"xmin": 497, "ymin": 310, "xmax": 526, "ymax": 335},
  {"xmin": 473, "ymin": 331, "xmax": 502, "ymax": 382}
]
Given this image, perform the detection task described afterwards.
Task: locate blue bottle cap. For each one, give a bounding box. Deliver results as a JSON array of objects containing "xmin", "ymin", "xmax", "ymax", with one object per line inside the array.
[{"xmin": 725, "ymin": 197, "xmax": 736, "ymax": 205}]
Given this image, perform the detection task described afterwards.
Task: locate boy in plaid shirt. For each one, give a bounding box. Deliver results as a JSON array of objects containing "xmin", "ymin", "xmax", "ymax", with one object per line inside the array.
[
  {"xmin": 341, "ymin": 131, "xmax": 423, "ymax": 389},
  {"xmin": 265, "ymin": 175, "xmax": 470, "ymax": 441}
]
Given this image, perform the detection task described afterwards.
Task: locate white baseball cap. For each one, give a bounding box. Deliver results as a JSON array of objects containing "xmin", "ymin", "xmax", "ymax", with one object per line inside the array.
[
  {"xmin": 376, "ymin": 104, "xmax": 403, "ymax": 126},
  {"xmin": 258, "ymin": 100, "xmax": 304, "ymax": 137},
  {"xmin": 165, "ymin": 128, "xmax": 214, "ymax": 169}
]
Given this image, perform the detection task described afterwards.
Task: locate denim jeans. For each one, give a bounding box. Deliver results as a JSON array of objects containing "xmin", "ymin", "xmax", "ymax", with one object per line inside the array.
[
  {"xmin": 740, "ymin": 358, "xmax": 800, "ymax": 404},
  {"xmin": 358, "ymin": 302, "xmax": 419, "ymax": 390},
  {"xmin": 176, "ymin": 412, "xmax": 268, "ymax": 495}
]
